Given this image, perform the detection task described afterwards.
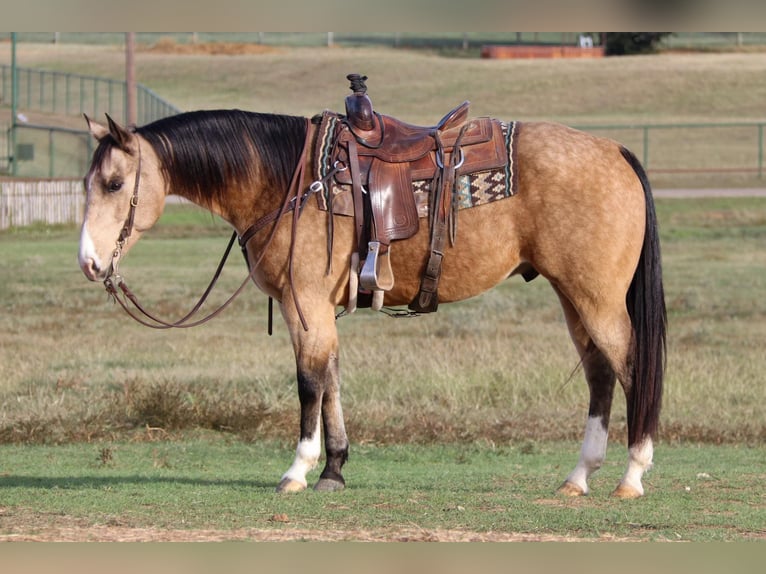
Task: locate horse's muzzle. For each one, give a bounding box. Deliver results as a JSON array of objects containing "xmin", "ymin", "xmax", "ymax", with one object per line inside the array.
[
  {"xmin": 79, "ymin": 256, "xmax": 106, "ymax": 282},
  {"xmin": 78, "ymin": 223, "xmax": 110, "ymax": 281}
]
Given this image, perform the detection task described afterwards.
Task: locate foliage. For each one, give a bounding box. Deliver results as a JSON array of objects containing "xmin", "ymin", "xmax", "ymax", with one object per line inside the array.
[{"xmin": 605, "ymin": 33, "xmax": 672, "ymax": 56}]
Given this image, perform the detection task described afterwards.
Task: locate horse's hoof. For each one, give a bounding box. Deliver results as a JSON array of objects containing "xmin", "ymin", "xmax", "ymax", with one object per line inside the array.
[
  {"xmin": 612, "ymin": 483, "xmax": 643, "ymax": 499},
  {"xmin": 276, "ymin": 478, "xmax": 307, "ymax": 493},
  {"xmin": 314, "ymin": 478, "xmax": 345, "ymax": 492},
  {"xmin": 557, "ymin": 481, "xmax": 587, "ymax": 497}
]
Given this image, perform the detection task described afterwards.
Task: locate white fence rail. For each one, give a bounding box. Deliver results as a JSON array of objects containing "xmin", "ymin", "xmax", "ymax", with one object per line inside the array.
[{"xmin": 0, "ymin": 179, "xmax": 83, "ymax": 229}]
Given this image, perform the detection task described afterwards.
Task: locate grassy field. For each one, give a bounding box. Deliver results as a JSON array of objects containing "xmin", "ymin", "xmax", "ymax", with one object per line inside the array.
[
  {"xmin": 1, "ymin": 44, "xmax": 766, "ymax": 540},
  {"xmin": 0, "ymin": 207, "xmax": 765, "ymax": 542},
  {"xmin": 0, "ymin": 439, "xmax": 764, "ymax": 541},
  {"xmin": 2, "ymin": 198, "xmax": 765, "ymax": 447},
  {"xmin": 5, "ymin": 42, "xmax": 766, "ymax": 126},
  {"xmin": 4, "ymin": 40, "xmax": 766, "ymax": 124},
  {"xmin": 1, "ymin": 196, "xmax": 765, "ymax": 540},
  {"xmin": 3, "ymin": 43, "xmax": 766, "ymax": 185}
]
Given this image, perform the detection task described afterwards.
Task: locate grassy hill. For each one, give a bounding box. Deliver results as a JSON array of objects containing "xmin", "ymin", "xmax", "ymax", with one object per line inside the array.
[{"xmin": 2, "ymin": 41, "xmax": 766, "ymax": 183}]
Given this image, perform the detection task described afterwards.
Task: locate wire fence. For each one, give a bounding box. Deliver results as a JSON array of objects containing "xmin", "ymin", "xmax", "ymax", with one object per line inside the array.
[
  {"xmin": 575, "ymin": 122, "xmax": 765, "ymax": 180},
  {"xmin": 1, "ymin": 118, "xmax": 765, "ymax": 183},
  {"xmin": 3, "ymin": 32, "xmax": 766, "ymax": 50},
  {"xmin": 0, "ymin": 63, "xmax": 180, "ymax": 178},
  {"xmin": 0, "ymin": 64, "xmax": 181, "ymax": 126},
  {"xmin": 1, "ymin": 119, "xmax": 764, "ymax": 228},
  {"xmin": 0, "ymin": 32, "xmax": 590, "ymax": 49},
  {"xmin": 4, "ymin": 124, "xmax": 92, "ymax": 178}
]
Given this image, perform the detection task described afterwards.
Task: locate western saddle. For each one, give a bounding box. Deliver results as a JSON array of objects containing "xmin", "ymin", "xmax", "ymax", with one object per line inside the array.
[{"xmin": 327, "ymin": 74, "xmax": 508, "ymax": 313}]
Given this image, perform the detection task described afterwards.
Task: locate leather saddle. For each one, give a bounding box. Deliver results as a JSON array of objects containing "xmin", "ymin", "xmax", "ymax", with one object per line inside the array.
[{"xmin": 328, "ymin": 74, "xmax": 508, "ymax": 312}]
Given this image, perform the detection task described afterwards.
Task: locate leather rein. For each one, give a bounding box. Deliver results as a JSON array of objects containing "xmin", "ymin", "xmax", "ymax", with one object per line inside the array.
[{"xmin": 103, "ymin": 118, "xmax": 322, "ymax": 332}]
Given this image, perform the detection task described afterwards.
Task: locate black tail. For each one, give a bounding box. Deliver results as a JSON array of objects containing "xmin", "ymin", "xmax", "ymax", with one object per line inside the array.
[{"xmin": 621, "ymin": 147, "xmax": 667, "ymax": 445}]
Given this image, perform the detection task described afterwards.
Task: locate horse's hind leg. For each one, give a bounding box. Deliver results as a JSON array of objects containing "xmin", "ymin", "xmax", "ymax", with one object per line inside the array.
[
  {"xmin": 554, "ymin": 288, "xmax": 618, "ymax": 497},
  {"xmin": 554, "ymin": 285, "xmax": 655, "ymax": 498}
]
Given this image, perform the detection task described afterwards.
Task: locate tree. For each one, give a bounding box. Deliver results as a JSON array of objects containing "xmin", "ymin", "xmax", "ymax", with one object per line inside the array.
[{"xmin": 604, "ymin": 33, "xmax": 671, "ymax": 56}]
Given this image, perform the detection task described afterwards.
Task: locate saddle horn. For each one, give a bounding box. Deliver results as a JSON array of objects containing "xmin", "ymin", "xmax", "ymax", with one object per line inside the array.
[{"xmin": 345, "ymin": 73, "xmax": 375, "ymax": 131}]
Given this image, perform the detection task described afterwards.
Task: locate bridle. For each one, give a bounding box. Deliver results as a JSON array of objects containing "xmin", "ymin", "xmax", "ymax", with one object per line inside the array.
[
  {"xmin": 105, "ymin": 140, "xmax": 142, "ymax": 280},
  {"xmin": 103, "ymin": 118, "xmax": 321, "ymax": 332}
]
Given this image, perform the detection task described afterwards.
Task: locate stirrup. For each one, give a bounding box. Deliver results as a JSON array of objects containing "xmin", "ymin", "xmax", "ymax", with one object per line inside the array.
[{"xmin": 359, "ymin": 241, "xmax": 395, "ymax": 291}]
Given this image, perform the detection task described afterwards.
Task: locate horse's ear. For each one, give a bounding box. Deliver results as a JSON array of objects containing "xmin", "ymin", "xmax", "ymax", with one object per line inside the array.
[
  {"xmin": 84, "ymin": 114, "xmax": 109, "ymax": 141},
  {"xmin": 105, "ymin": 113, "xmax": 134, "ymax": 151}
]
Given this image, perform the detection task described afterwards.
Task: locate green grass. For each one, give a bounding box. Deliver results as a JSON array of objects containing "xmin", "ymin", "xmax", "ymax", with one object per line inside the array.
[
  {"xmin": 2, "ymin": 198, "xmax": 766, "ymax": 447},
  {"xmin": 1, "ymin": 439, "xmax": 764, "ymax": 541}
]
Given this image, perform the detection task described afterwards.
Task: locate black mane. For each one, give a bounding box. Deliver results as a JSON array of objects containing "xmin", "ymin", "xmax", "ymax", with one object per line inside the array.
[{"xmin": 135, "ymin": 109, "xmax": 307, "ymax": 208}]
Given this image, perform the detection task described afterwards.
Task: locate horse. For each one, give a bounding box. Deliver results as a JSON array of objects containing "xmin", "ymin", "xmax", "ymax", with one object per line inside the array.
[{"xmin": 78, "ymin": 104, "xmax": 666, "ymax": 498}]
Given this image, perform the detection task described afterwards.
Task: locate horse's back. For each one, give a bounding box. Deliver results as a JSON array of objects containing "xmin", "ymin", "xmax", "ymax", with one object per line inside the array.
[
  {"xmin": 516, "ymin": 121, "xmax": 644, "ymax": 202},
  {"xmin": 382, "ymin": 121, "xmax": 647, "ymax": 306}
]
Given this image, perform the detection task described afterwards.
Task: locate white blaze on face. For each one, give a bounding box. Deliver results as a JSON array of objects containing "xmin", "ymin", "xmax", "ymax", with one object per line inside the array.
[
  {"xmin": 78, "ymin": 169, "xmax": 108, "ymax": 280},
  {"xmin": 78, "ymin": 222, "xmax": 102, "ymax": 277}
]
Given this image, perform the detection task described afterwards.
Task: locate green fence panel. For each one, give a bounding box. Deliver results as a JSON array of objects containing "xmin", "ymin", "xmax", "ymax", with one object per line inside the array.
[
  {"xmin": 574, "ymin": 122, "xmax": 766, "ymax": 180},
  {"xmin": 0, "ymin": 64, "xmax": 180, "ymax": 125}
]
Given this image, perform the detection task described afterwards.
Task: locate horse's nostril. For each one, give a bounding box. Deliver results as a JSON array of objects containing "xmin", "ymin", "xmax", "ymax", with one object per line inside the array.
[{"xmin": 80, "ymin": 257, "xmax": 102, "ymax": 281}]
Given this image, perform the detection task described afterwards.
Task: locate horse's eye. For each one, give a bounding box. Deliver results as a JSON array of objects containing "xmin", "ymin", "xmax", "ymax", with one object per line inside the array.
[{"xmin": 107, "ymin": 180, "xmax": 123, "ymax": 193}]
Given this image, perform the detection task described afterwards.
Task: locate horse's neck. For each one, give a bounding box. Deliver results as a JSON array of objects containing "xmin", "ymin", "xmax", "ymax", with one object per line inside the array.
[
  {"xmin": 160, "ymin": 121, "xmax": 315, "ymax": 238},
  {"xmin": 171, "ymin": 188, "xmax": 251, "ymax": 235},
  {"xmin": 223, "ymin": 124, "xmax": 317, "ymax": 236}
]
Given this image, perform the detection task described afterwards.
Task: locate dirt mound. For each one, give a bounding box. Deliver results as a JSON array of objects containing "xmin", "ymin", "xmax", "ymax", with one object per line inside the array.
[{"xmin": 142, "ymin": 37, "xmax": 281, "ymax": 56}]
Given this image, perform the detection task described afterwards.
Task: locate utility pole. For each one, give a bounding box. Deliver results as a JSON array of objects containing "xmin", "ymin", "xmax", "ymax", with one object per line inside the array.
[
  {"xmin": 125, "ymin": 32, "xmax": 137, "ymax": 125},
  {"xmin": 10, "ymin": 32, "xmax": 18, "ymax": 176}
]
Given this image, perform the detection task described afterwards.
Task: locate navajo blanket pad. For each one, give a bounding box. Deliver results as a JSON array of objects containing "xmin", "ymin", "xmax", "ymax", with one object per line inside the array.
[{"xmin": 312, "ymin": 111, "xmax": 519, "ymax": 219}]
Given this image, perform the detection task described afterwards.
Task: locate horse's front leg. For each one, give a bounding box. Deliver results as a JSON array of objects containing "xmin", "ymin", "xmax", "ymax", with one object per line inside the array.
[{"xmin": 277, "ymin": 302, "xmax": 348, "ymax": 493}]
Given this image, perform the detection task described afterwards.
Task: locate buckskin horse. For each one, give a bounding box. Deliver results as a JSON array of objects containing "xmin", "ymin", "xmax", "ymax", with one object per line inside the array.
[{"xmin": 78, "ymin": 76, "xmax": 666, "ymax": 498}]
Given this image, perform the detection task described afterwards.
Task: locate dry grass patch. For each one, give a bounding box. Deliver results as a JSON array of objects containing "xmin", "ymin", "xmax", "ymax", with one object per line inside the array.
[{"xmin": 142, "ymin": 37, "xmax": 282, "ymax": 56}]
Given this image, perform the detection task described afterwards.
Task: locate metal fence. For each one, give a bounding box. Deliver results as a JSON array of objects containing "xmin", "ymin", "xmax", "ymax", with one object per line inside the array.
[
  {"xmin": 575, "ymin": 122, "xmax": 765, "ymax": 180},
  {"xmin": 4, "ymin": 32, "xmax": 766, "ymax": 49},
  {"xmin": 0, "ymin": 178, "xmax": 82, "ymax": 229},
  {"xmin": 0, "ymin": 32, "xmax": 593, "ymax": 49},
  {"xmin": 6, "ymin": 120, "xmax": 760, "ymax": 181},
  {"xmin": 1, "ymin": 120, "xmax": 765, "ymax": 228},
  {"xmin": 0, "ymin": 124, "xmax": 8, "ymax": 174},
  {"xmin": 1, "ymin": 64, "xmax": 180, "ymax": 178},
  {"xmin": 0, "ymin": 64, "xmax": 181, "ymax": 126},
  {"xmin": 6, "ymin": 123, "xmax": 92, "ymax": 179}
]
